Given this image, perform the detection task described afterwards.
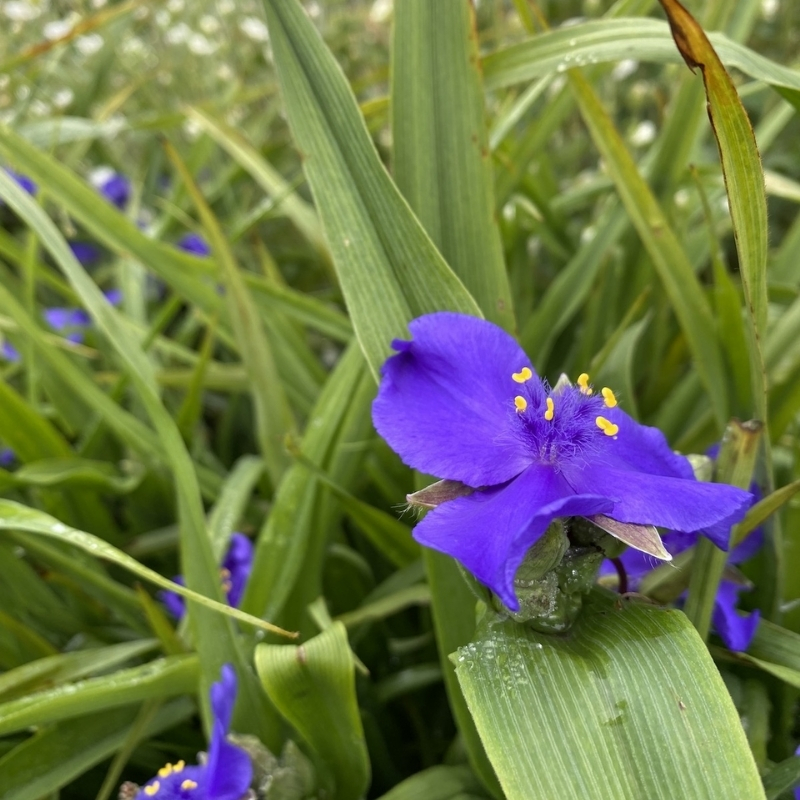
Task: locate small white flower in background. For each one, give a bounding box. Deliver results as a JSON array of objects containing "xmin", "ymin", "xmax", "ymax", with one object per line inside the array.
[
  {"xmin": 53, "ymin": 88, "xmax": 74, "ymax": 109},
  {"xmin": 183, "ymin": 117, "xmax": 202, "ymax": 140},
  {"xmin": 369, "ymin": 0, "xmax": 392, "ymax": 24},
  {"xmin": 3, "ymin": 1, "xmax": 41, "ymax": 21},
  {"xmin": 188, "ymin": 33, "xmax": 218, "ymax": 56},
  {"xmin": 218, "ymin": 0, "xmax": 235, "ymax": 14},
  {"xmin": 121, "ymin": 37, "xmax": 147, "ymax": 57},
  {"xmin": 92, "ymin": 0, "xmax": 108, "ymax": 7},
  {"xmin": 165, "ymin": 22, "xmax": 191, "ymax": 45},
  {"xmin": 629, "ymin": 120, "xmax": 656, "ymax": 147},
  {"xmin": 762, "ymin": 0, "xmax": 779, "ymax": 19},
  {"xmin": 199, "ymin": 14, "xmax": 220, "ymax": 34},
  {"xmin": 75, "ymin": 34, "xmax": 104, "ymax": 55},
  {"xmin": 217, "ymin": 63, "xmax": 234, "ymax": 81},
  {"xmin": 43, "ymin": 17, "xmax": 75, "ymax": 40},
  {"xmin": 674, "ymin": 188, "xmax": 691, "ymax": 209},
  {"xmin": 30, "ymin": 99, "xmax": 50, "ymax": 116},
  {"xmin": 88, "ymin": 165, "xmax": 115, "ymax": 189},
  {"xmin": 133, "ymin": 5, "xmax": 149, "ymax": 20},
  {"xmin": 155, "ymin": 9, "xmax": 170, "ymax": 27},
  {"xmin": 166, "ymin": 0, "xmax": 184, "ymax": 12},
  {"xmin": 305, "ymin": 1, "xmax": 322, "ymax": 19},
  {"xmin": 240, "ymin": 16, "xmax": 269, "ymax": 42},
  {"xmin": 581, "ymin": 226, "xmax": 597, "ymax": 244},
  {"xmin": 611, "ymin": 59, "xmax": 638, "ymax": 82}
]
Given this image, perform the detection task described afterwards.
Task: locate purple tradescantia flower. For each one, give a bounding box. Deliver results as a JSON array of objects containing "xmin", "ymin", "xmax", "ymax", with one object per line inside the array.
[
  {"xmin": 69, "ymin": 241, "xmax": 101, "ymax": 266},
  {"xmin": 0, "ymin": 447, "xmax": 15, "ymax": 468},
  {"xmin": 372, "ymin": 313, "xmax": 753, "ymax": 611},
  {"xmin": 161, "ymin": 533, "xmax": 253, "ymax": 620},
  {"xmin": 43, "ymin": 289, "xmax": 122, "ymax": 344},
  {"xmin": 98, "ymin": 172, "xmax": 131, "ymax": 209},
  {"xmin": 132, "ymin": 664, "xmax": 252, "ymax": 800},
  {"xmin": 1, "ymin": 341, "xmax": 21, "ymax": 362},
  {"xmin": 177, "ymin": 232, "xmax": 211, "ymax": 256},
  {"xmin": 3, "ymin": 168, "xmax": 37, "ymax": 196},
  {"xmin": 600, "ymin": 491, "xmax": 764, "ymax": 652}
]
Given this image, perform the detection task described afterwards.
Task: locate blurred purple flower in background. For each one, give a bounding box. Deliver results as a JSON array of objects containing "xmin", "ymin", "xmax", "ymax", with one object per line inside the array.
[
  {"xmin": 0, "ymin": 447, "xmax": 15, "ymax": 468},
  {"xmin": 161, "ymin": 533, "xmax": 253, "ymax": 620},
  {"xmin": 69, "ymin": 241, "xmax": 101, "ymax": 266},
  {"xmin": 372, "ymin": 313, "xmax": 753, "ymax": 611},
  {"xmin": 3, "ymin": 168, "xmax": 37, "ymax": 197},
  {"xmin": 1, "ymin": 341, "xmax": 21, "ymax": 362},
  {"xmin": 97, "ymin": 172, "xmax": 131, "ymax": 209},
  {"xmin": 130, "ymin": 664, "xmax": 252, "ymax": 800},
  {"xmin": 43, "ymin": 289, "xmax": 122, "ymax": 344},
  {"xmin": 600, "ymin": 474, "xmax": 764, "ymax": 652},
  {"xmin": 177, "ymin": 232, "xmax": 211, "ymax": 256}
]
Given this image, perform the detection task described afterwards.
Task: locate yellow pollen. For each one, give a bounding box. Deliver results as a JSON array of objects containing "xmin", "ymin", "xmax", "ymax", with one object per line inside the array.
[
  {"xmin": 158, "ymin": 763, "xmax": 173, "ymax": 778},
  {"xmin": 544, "ymin": 397, "xmax": 555, "ymax": 421},
  {"xmin": 512, "ymin": 367, "xmax": 533, "ymax": 383},
  {"xmin": 596, "ymin": 416, "xmax": 619, "ymax": 437},
  {"xmin": 144, "ymin": 782, "xmax": 160, "ymax": 797},
  {"xmin": 174, "ymin": 760, "xmax": 185, "ymax": 772},
  {"xmin": 577, "ymin": 373, "xmax": 593, "ymax": 395},
  {"xmin": 514, "ymin": 396, "xmax": 527, "ymax": 413},
  {"xmin": 602, "ymin": 387, "xmax": 618, "ymax": 408},
  {"xmin": 181, "ymin": 780, "xmax": 198, "ymax": 791}
]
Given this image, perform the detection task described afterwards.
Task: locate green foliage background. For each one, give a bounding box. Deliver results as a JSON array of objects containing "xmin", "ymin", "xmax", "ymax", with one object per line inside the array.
[{"xmin": 1, "ymin": 0, "xmax": 800, "ymax": 797}]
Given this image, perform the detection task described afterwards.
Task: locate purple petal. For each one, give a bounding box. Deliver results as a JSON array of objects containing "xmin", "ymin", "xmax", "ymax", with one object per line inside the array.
[
  {"xmin": 413, "ymin": 463, "xmax": 613, "ymax": 610},
  {"xmin": 103, "ymin": 288, "xmax": 123, "ymax": 307},
  {"xmin": 712, "ymin": 580, "xmax": 760, "ymax": 652},
  {"xmin": 222, "ymin": 533, "xmax": 253, "ymax": 608},
  {"xmin": 210, "ymin": 663, "xmax": 237, "ymax": 733},
  {"xmin": 68, "ymin": 241, "xmax": 101, "ymax": 266},
  {"xmin": 134, "ymin": 764, "xmax": 205, "ymax": 800},
  {"xmin": 563, "ymin": 464, "xmax": 752, "ymax": 549},
  {"xmin": 0, "ymin": 447, "xmax": 15, "ymax": 468},
  {"xmin": 729, "ymin": 527, "xmax": 764, "ymax": 564},
  {"xmin": 4, "ymin": 169, "xmax": 37, "ymax": 196},
  {"xmin": 177, "ymin": 232, "xmax": 211, "ymax": 256},
  {"xmin": 372, "ymin": 313, "xmax": 538, "ymax": 487},
  {"xmin": 205, "ymin": 728, "xmax": 253, "ymax": 800},
  {"xmin": 597, "ymin": 406, "xmax": 696, "ymax": 480},
  {"xmin": 99, "ymin": 173, "xmax": 130, "ymax": 209},
  {"xmin": 160, "ymin": 575, "xmax": 186, "ymax": 619},
  {"xmin": 1, "ymin": 341, "xmax": 21, "ymax": 362},
  {"xmin": 43, "ymin": 307, "xmax": 91, "ymax": 330}
]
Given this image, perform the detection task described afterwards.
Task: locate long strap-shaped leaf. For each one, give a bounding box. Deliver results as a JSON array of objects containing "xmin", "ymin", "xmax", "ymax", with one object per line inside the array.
[
  {"xmin": 392, "ymin": 0, "xmax": 514, "ymax": 332},
  {"xmin": 259, "ymin": 0, "xmax": 481, "ymax": 378},
  {"xmin": 456, "ymin": 595, "xmax": 765, "ymax": 799}
]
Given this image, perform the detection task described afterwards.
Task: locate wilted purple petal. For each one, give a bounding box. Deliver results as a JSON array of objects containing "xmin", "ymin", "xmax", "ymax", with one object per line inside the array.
[
  {"xmin": 372, "ymin": 313, "xmax": 536, "ymax": 487},
  {"xmin": 712, "ymin": 580, "xmax": 760, "ymax": 652},
  {"xmin": 414, "ymin": 463, "xmax": 613, "ymax": 610},
  {"xmin": 177, "ymin": 231, "xmax": 211, "ymax": 256}
]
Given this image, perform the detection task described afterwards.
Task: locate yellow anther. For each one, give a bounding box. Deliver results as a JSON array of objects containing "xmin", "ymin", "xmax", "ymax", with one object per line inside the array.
[
  {"xmin": 577, "ymin": 373, "xmax": 593, "ymax": 395},
  {"xmin": 514, "ymin": 396, "xmax": 528, "ymax": 413},
  {"xmin": 181, "ymin": 780, "xmax": 198, "ymax": 791},
  {"xmin": 596, "ymin": 416, "xmax": 619, "ymax": 437},
  {"xmin": 158, "ymin": 763, "xmax": 173, "ymax": 778},
  {"xmin": 544, "ymin": 397, "xmax": 555, "ymax": 421},
  {"xmin": 144, "ymin": 782, "xmax": 160, "ymax": 797},
  {"xmin": 601, "ymin": 387, "xmax": 618, "ymax": 408},
  {"xmin": 174, "ymin": 760, "xmax": 185, "ymax": 773},
  {"xmin": 512, "ymin": 367, "xmax": 533, "ymax": 383}
]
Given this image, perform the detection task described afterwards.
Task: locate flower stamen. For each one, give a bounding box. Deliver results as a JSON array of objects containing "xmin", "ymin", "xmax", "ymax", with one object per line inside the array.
[
  {"xmin": 596, "ymin": 416, "xmax": 619, "ymax": 437},
  {"xmin": 512, "ymin": 367, "xmax": 533, "ymax": 383},
  {"xmin": 602, "ymin": 387, "xmax": 618, "ymax": 408},
  {"xmin": 514, "ymin": 396, "xmax": 527, "ymax": 413},
  {"xmin": 144, "ymin": 782, "xmax": 160, "ymax": 797},
  {"xmin": 577, "ymin": 373, "xmax": 593, "ymax": 395},
  {"xmin": 158, "ymin": 763, "xmax": 173, "ymax": 777},
  {"xmin": 544, "ymin": 397, "xmax": 555, "ymax": 421},
  {"xmin": 181, "ymin": 780, "xmax": 198, "ymax": 791}
]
